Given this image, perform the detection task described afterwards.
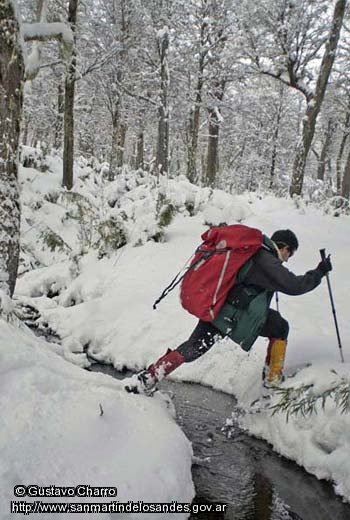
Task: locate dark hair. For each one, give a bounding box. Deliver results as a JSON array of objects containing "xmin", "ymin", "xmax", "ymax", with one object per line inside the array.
[{"xmin": 271, "ymin": 229, "xmax": 299, "ymax": 253}]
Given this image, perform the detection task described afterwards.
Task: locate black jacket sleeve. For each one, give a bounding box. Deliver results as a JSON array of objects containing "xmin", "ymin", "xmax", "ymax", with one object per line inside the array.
[{"xmin": 244, "ymin": 249, "xmax": 323, "ymax": 296}]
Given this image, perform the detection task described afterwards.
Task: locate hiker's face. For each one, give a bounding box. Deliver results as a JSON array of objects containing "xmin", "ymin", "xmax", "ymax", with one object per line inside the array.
[{"xmin": 280, "ymin": 246, "xmax": 293, "ymax": 263}]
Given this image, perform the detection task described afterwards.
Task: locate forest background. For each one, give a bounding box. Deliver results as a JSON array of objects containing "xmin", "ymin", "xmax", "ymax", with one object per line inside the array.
[{"xmin": 1, "ymin": 0, "xmax": 350, "ymax": 299}]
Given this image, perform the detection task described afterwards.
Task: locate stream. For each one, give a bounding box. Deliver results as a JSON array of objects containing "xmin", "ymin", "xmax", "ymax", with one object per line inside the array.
[{"xmin": 89, "ymin": 363, "xmax": 350, "ymax": 520}]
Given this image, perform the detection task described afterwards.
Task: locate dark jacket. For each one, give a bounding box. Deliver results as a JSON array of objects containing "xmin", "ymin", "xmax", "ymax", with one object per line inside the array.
[
  {"xmin": 244, "ymin": 244, "xmax": 323, "ymax": 296},
  {"xmin": 212, "ymin": 239, "xmax": 324, "ymax": 351}
]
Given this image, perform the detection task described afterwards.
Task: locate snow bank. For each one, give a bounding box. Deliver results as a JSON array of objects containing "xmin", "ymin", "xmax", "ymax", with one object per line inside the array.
[
  {"xmin": 0, "ymin": 321, "xmax": 194, "ymax": 520},
  {"xmin": 15, "ymin": 158, "xmax": 350, "ymax": 503},
  {"xmin": 240, "ymin": 363, "xmax": 350, "ymax": 501}
]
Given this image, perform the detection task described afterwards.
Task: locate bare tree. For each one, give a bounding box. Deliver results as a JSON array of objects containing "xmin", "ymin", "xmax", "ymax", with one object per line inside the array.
[
  {"xmin": 290, "ymin": 0, "xmax": 346, "ymax": 196},
  {"xmin": 341, "ymin": 146, "xmax": 350, "ymax": 199},
  {"xmin": 204, "ymin": 79, "xmax": 225, "ymax": 187},
  {"xmin": 185, "ymin": 1, "xmax": 212, "ymax": 183},
  {"xmin": 155, "ymin": 26, "xmax": 170, "ymax": 176},
  {"xmin": 317, "ymin": 118, "xmax": 336, "ymax": 182},
  {"xmin": 0, "ymin": 0, "xmax": 72, "ymax": 298},
  {"xmin": 106, "ymin": 0, "xmax": 131, "ymax": 179},
  {"xmin": 237, "ymin": 0, "xmax": 347, "ymax": 197},
  {"xmin": 62, "ymin": 0, "xmax": 79, "ymax": 190},
  {"xmin": 336, "ymin": 102, "xmax": 350, "ymax": 194},
  {"xmin": 181, "ymin": 0, "xmax": 234, "ymax": 186},
  {"xmin": 54, "ymin": 82, "xmax": 65, "ymax": 149},
  {"xmin": 269, "ymin": 84, "xmax": 285, "ymax": 189},
  {"xmin": 0, "ymin": 0, "xmax": 25, "ymax": 297}
]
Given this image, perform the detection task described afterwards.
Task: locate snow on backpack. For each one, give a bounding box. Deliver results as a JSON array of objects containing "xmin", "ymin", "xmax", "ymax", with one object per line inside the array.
[{"xmin": 153, "ymin": 224, "xmax": 263, "ymax": 321}]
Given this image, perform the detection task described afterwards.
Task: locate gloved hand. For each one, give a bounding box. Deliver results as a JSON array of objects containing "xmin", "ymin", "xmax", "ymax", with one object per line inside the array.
[{"xmin": 317, "ymin": 254, "xmax": 332, "ymax": 276}]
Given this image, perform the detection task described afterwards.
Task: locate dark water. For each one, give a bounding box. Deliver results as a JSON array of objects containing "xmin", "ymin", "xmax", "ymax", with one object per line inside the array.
[{"xmin": 89, "ymin": 364, "xmax": 350, "ymax": 520}]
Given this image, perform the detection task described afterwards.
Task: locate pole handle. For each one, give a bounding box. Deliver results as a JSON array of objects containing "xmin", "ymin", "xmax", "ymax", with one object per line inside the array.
[{"xmin": 319, "ymin": 248, "xmax": 326, "ymax": 261}]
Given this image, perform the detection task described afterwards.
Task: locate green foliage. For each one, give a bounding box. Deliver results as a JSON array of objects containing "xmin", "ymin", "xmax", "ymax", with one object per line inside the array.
[
  {"xmin": 271, "ymin": 378, "xmax": 350, "ymax": 421},
  {"xmin": 21, "ymin": 146, "xmax": 50, "ymax": 172},
  {"xmin": 158, "ymin": 203, "xmax": 176, "ymax": 228},
  {"xmin": 61, "ymin": 192, "xmax": 96, "ymax": 221},
  {"xmin": 44, "ymin": 191, "xmax": 60, "ymax": 204},
  {"xmin": 185, "ymin": 200, "xmax": 195, "ymax": 216},
  {"xmin": 96, "ymin": 217, "xmax": 127, "ymax": 252},
  {"xmin": 156, "ymin": 191, "xmax": 167, "ymax": 214},
  {"xmin": 59, "ymin": 191, "xmax": 128, "ymax": 256},
  {"xmin": 155, "ymin": 189, "xmax": 178, "ymax": 230},
  {"xmin": 40, "ymin": 227, "xmax": 71, "ymax": 253},
  {"xmin": 60, "ymin": 192, "xmax": 97, "ymax": 253},
  {"xmin": 151, "ymin": 229, "xmax": 165, "ymax": 243},
  {"xmin": 323, "ymin": 196, "xmax": 349, "ymax": 217}
]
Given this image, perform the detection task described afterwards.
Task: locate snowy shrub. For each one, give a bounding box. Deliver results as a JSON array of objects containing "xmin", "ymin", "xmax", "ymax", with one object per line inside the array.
[
  {"xmin": 184, "ymin": 198, "xmax": 196, "ymax": 216},
  {"xmin": 0, "ymin": 291, "xmax": 15, "ymax": 320},
  {"xmin": 19, "ymin": 245, "xmax": 42, "ymax": 275},
  {"xmin": 60, "ymin": 192, "xmax": 97, "ymax": 253},
  {"xmin": 152, "ymin": 190, "xmax": 179, "ymax": 241},
  {"xmin": 271, "ymin": 377, "xmax": 350, "ymax": 421},
  {"xmin": 291, "ymin": 194, "xmax": 307, "ymax": 214},
  {"xmin": 150, "ymin": 229, "xmax": 166, "ymax": 243},
  {"xmin": 20, "ymin": 145, "xmax": 50, "ymax": 172},
  {"xmin": 158, "ymin": 202, "xmax": 176, "ymax": 228},
  {"xmin": 59, "ymin": 190, "xmax": 128, "ymax": 256},
  {"xmin": 40, "ymin": 227, "xmax": 72, "ymax": 254},
  {"xmin": 322, "ymin": 196, "xmax": 349, "ymax": 217},
  {"xmin": 43, "ymin": 190, "xmax": 60, "ymax": 204},
  {"xmin": 61, "ymin": 191, "xmax": 97, "ymax": 221},
  {"xmin": 202, "ymin": 189, "xmax": 253, "ymax": 226},
  {"xmin": 29, "ymin": 199, "xmax": 43, "ymax": 211},
  {"xmin": 96, "ymin": 216, "xmax": 127, "ymax": 255}
]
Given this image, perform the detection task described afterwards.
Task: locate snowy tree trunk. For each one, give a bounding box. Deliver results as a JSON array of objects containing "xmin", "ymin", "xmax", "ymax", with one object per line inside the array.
[
  {"xmin": 341, "ymin": 147, "xmax": 350, "ymax": 200},
  {"xmin": 186, "ymin": 27, "xmax": 206, "ymax": 185},
  {"xmin": 204, "ymin": 80, "xmax": 225, "ymax": 188},
  {"xmin": 107, "ymin": 0, "xmax": 130, "ymax": 178},
  {"xmin": 187, "ymin": 74, "xmax": 203, "ymax": 184},
  {"xmin": 115, "ymin": 1, "xmax": 130, "ymax": 171},
  {"xmin": 54, "ymin": 82, "xmax": 64, "ymax": 149},
  {"xmin": 155, "ymin": 28, "xmax": 169, "ymax": 176},
  {"xmin": 204, "ymin": 109, "xmax": 220, "ymax": 188},
  {"xmin": 22, "ymin": 117, "xmax": 29, "ymax": 146},
  {"xmin": 336, "ymin": 112, "xmax": 350, "ymax": 194},
  {"xmin": 289, "ymin": 0, "xmax": 346, "ymax": 197},
  {"xmin": 62, "ymin": 0, "xmax": 78, "ymax": 191},
  {"xmin": 108, "ymin": 101, "xmax": 128, "ymax": 178},
  {"xmin": 136, "ymin": 131, "xmax": 144, "ymax": 170},
  {"xmin": 109, "ymin": 107, "xmax": 126, "ymax": 177},
  {"xmin": 317, "ymin": 119, "xmax": 335, "ymax": 181},
  {"xmin": 269, "ymin": 86, "xmax": 284, "ymax": 189},
  {"xmin": 116, "ymin": 122, "xmax": 127, "ymax": 169},
  {"xmin": 109, "ymin": 109, "xmax": 119, "ymax": 180},
  {"xmin": 0, "ymin": 0, "xmax": 25, "ymax": 297}
]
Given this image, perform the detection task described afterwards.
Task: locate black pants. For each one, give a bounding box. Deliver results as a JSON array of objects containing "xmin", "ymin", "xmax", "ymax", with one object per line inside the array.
[{"xmin": 177, "ymin": 309, "xmax": 289, "ymax": 363}]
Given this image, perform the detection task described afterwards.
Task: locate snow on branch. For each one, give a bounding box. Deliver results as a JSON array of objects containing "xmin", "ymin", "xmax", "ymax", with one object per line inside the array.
[
  {"xmin": 22, "ymin": 22, "xmax": 73, "ymax": 80},
  {"xmin": 22, "ymin": 22, "xmax": 73, "ymax": 45}
]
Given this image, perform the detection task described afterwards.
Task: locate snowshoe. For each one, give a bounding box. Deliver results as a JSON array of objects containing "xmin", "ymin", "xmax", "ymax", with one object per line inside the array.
[{"xmin": 124, "ymin": 371, "xmax": 158, "ymax": 396}]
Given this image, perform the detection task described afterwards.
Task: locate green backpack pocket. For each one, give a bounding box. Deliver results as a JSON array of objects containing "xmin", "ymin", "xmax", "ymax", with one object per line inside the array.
[{"xmin": 213, "ymin": 290, "xmax": 270, "ymax": 351}]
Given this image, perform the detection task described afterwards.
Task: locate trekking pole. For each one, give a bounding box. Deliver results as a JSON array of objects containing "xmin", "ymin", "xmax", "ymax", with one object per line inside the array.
[{"xmin": 319, "ymin": 249, "xmax": 345, "ymax": 363}]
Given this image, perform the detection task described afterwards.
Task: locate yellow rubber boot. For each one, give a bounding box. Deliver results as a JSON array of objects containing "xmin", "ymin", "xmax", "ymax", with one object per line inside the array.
[{"xmin": 265, "ymin": 338, "xmax": 287, "ymax": 386}]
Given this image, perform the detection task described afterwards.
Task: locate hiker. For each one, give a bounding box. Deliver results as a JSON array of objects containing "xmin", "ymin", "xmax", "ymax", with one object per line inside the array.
[{"xmin": 125, "ymin": 229, "xmax": 332, "ymax": 395}]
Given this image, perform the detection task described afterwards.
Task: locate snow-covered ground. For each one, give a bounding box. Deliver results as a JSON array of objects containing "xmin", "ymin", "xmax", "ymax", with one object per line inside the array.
[
  {"xmin": 7, "ymin": 153, "xmax": 350, "ymax": 513},
  {"xmin": 0, "ymin": 321, "xmax": 194, "ymax": 520}
]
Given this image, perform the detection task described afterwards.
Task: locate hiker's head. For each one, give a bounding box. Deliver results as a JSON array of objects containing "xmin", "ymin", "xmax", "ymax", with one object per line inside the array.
[{"xmin": 271, "ymin": 229, "xmax": 299, "ymax": 262}]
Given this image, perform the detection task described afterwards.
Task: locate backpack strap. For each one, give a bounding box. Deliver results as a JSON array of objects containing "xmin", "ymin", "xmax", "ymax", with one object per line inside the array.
[
  {"xmin": 262, "ymin": 235, "xmax": 279, "ymax": 257},
  {"xmin": 153, "ymin": 247, "xmax": 231, "ymax": 310}
]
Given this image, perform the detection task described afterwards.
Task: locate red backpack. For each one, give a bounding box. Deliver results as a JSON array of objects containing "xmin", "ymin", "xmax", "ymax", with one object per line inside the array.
[{"xmin": 153, "ymin": 224, "xmax": 263, "ymax": 321}]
